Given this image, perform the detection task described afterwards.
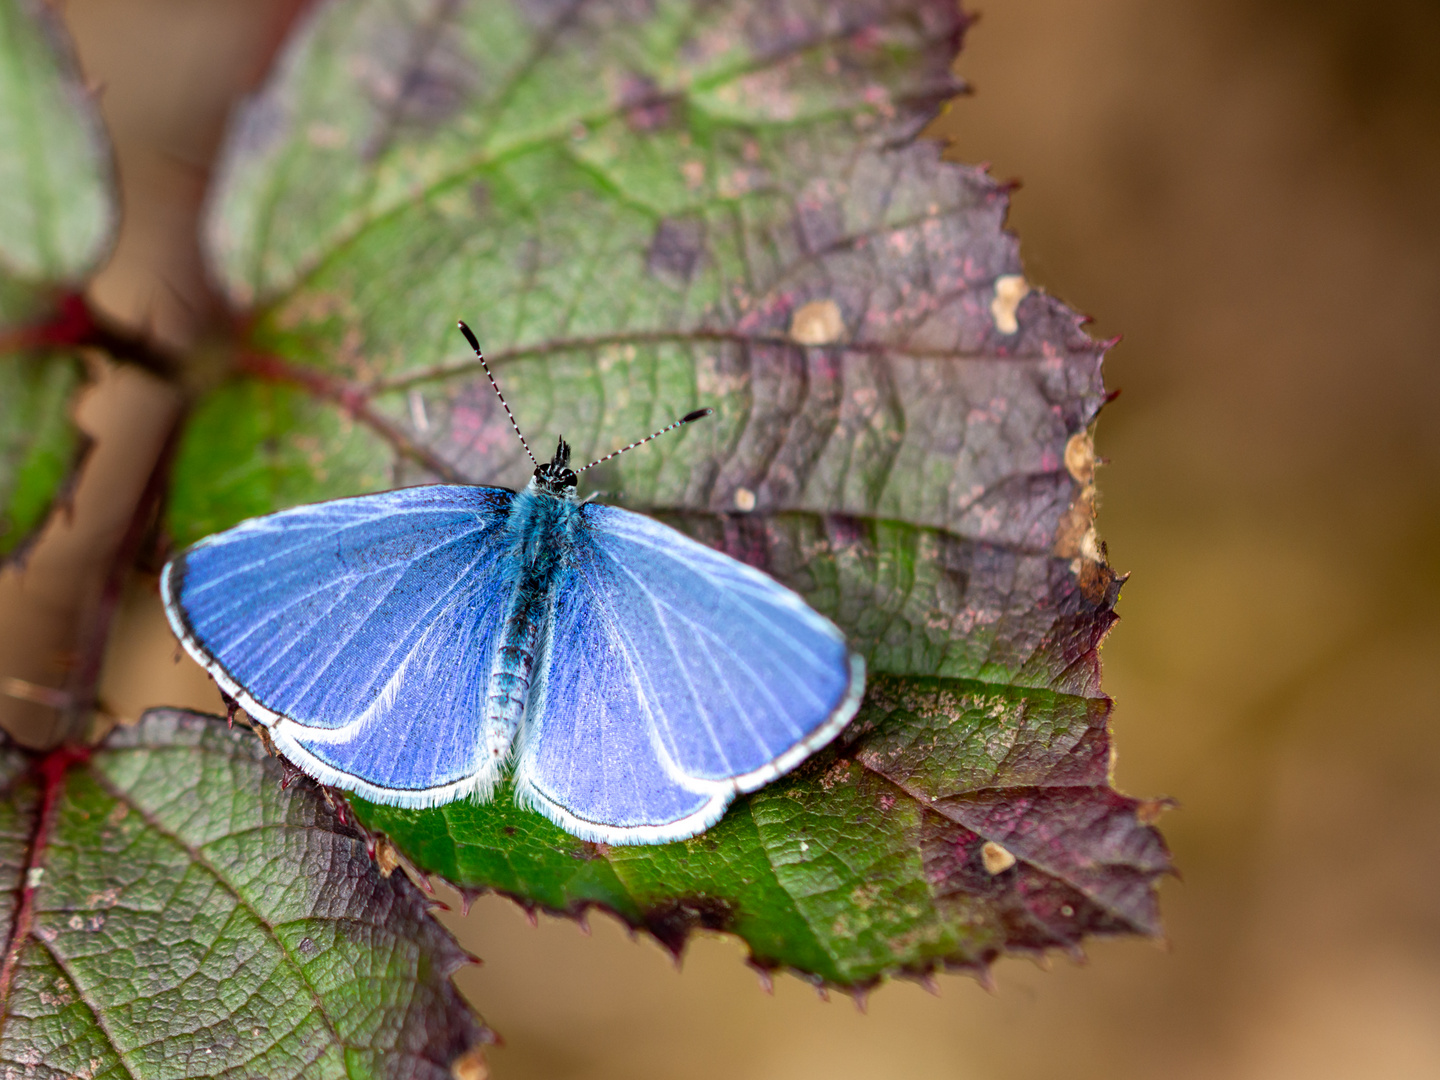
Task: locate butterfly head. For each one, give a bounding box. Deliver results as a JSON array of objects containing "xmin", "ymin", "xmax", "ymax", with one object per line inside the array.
[{"xmin": 533, "ymin": 437, "xmax": 578, "ymax": 497}]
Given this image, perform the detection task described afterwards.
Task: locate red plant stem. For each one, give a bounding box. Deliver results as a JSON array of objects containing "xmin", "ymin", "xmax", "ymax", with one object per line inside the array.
[
  {"xmin": 0, "ymin": 748, "xmax": 88, "ymax": 1024},
  {"xmin": 0, "ymin": 292, "xmax": 91, "ymax": 353},
  {"xmin": 0, "ymin": 291, "xmax": 179, "ymax": 378}
]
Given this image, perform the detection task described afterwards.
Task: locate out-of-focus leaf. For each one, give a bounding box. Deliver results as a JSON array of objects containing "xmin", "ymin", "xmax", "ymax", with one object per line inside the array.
[
  {"xmin": 0, "ymin": 0, "xmax": 116, "ymax": 561},
  {"xmin": 0, "ymin": 0, "xmax": 112, "ymax": 292},
  {"xmin": 0, "ymin": 351, "xmax": 85, "ymax": 561},
  {"xmin": 176, "ymin": 0, "xmax": 1171, "ymax": 986},
  {"xmin": 0, "ymin": 709, "xmax": 492, "ymax": 1078},
  {"xmin": 179, "ymin": 0, "xmax": 1074, "ymax": 544}
]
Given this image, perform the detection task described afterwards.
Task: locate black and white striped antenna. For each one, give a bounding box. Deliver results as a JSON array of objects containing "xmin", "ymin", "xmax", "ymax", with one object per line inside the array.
[
  {"xmin": 457, "ymin": 320, "xmax": 711, "ymax": 472},
  {"xmin": 457, "ymin": 320, "xmax": 537, "ymax": 468},
  {"xmin": 576, "ymin": 409, "xmax": 713, "ymax": 473}
]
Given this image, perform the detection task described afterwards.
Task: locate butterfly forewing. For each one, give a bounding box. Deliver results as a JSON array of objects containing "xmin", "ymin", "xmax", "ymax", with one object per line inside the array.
[{"xmin": 163, "ymin": 485, "xmax": 518, "ymax": 803}]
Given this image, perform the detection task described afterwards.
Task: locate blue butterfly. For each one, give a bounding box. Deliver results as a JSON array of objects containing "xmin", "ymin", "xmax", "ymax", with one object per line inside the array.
[{"xmin": 161, "ymin": 321, "xmax": 864, "ymax": 845}]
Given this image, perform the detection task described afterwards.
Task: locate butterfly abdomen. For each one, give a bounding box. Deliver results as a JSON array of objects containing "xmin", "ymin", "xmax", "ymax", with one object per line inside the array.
[{"xmin": 481, "ymin": 485, "xmax": 582, "ymax": 764}]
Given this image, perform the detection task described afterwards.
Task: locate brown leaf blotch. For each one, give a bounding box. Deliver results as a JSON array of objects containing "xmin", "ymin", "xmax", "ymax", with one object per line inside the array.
[
  {"xmin": 1052, "ymin": 486, "xmax": 1096, "ymax": 559},
  {"xmin": 646, "ymin": 217, "xmax": 706, "ymax": 284},
  {"xmin": 373, "ymin": 835, "xmax": 401, "ymax": 878},
  {"xmin": 1076, "ymin": 558, "xmax": 1115, "ymax": 606},
  {"xmin": 618, "ymin": 71, "xmax": 674, "ymax": 131},
  {"xmin": 644, "ymin": 896, "xmax": 738, "ymax": 955}
]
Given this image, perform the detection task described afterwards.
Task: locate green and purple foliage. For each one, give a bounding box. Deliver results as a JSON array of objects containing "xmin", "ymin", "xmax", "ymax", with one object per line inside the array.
[{"xmin": 0, "ymin": 0, "xmax": 1170, "ymax": 1072}]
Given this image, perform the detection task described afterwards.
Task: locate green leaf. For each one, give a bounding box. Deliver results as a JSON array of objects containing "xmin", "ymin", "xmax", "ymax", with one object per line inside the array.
[
  {"xmin": 173, "ymin": 0, "xmax": 1171, "ymax": 986},
  {"xmin": 0, "ymin": 350, "xmax": 86, "ymax": 561},
  {"xmin": 0, "ymin": 0, "xmax": 116, "ymax": 561},
  {"xmin": 177, "ymin": 0, "xmax": 1068, "ymax": 545},
  {"xmin": 0, "ymin": 0, "xmax": 112, "ymax": 293},
  {"xmin": 358, "ymin": 671, "xmax": 1170, "ymax": 988},
  {"xmin": 0, "ymin": 709, "xmax": 493, "ymax": 1079}
]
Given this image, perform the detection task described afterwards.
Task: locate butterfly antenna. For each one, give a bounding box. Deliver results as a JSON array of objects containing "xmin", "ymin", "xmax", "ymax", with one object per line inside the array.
[
  {"xmin": 457, "ymin": 320, "xmax": 538, "ymax": 467},
  {"xmin": 576, "ymin": 408, "xmax": 714, "ymax": 473}
]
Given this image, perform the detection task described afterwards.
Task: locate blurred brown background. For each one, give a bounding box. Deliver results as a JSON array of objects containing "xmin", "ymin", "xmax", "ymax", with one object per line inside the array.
[{"xmin": 2, "ymin": 0, "xmax": 1437, "ymax": 1076}]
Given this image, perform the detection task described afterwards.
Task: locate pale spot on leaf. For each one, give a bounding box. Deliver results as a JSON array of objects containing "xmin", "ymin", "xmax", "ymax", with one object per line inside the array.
[
  {"xmin": 990, "ymin": 274, "xmax": 1030, "ymax": 334},
  {"xmin": 451, "ymin": 1046, "xmax": 489, "ymax": 1080},
  {"xmin": 789, "ymin": 299, "xmax": 846, "ymax": 345},
  {"xmin": 981, "ymin": 841, "xmax": 1016, "ymax": 875},
  {"xmin": 1065, "ymin": 430, "xmax": 1095, "ymax": 484}
]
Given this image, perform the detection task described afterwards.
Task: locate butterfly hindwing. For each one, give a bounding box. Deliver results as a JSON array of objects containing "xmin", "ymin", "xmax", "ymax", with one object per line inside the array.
[
  {"xmin": 162, "ymin": 485, "xmax": 517, "ymax": 804},
  {"xmin": 515, "ymin": 504, "xmax": 863, "ymax": 844},
  {"xmin": 514, "ymin": 572, "xmax": 724, "ymax": 843}
]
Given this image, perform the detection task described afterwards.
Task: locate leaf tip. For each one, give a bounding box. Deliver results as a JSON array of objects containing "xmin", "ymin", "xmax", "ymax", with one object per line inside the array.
[
  {"xmin": 975, "ymin": 964, "xmax": 997, "ymax": 993},
  {"xmin": 1136, "ymin": 797, "xmax": 1178, "ymax": 826},
  {"xmin": 746, "ymin": 959, "xmax": 776, "ymax": 995}
]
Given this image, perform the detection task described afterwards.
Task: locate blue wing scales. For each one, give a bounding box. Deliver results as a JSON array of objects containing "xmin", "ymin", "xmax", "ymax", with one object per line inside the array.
[
  {"xmin": 515, "ymin": 577, "xmax": 721, "ymax": 842},
  {"xmin": 162, "ymin": 485, "xmax": 516, "ymax": 805}
]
